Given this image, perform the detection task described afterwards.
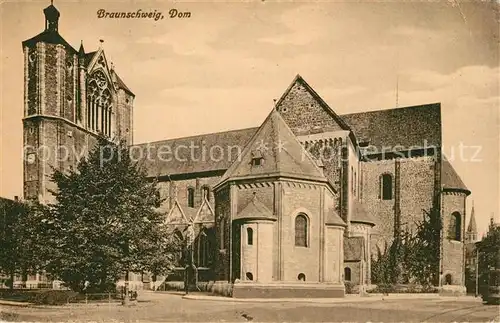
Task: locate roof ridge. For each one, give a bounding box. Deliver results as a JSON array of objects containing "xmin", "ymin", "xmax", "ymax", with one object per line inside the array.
[
  {"xmin": 133, "ymin": 126, "xmax": 259, "ymax": 146},
  {"xmin": 340, "ymin": 102, "xmax": 441, "ymax": 117}
]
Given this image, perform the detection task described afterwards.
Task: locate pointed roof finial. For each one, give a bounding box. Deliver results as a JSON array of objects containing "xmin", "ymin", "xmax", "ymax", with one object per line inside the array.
[
  {"xmin": 51, "ymin": 0, "xmax": 54, "ymax": 5},
  {"xmin": 110, "ymin": 62, "xmax": 114, "ymax": 70},
  {"xmin": 99, "ymin": 39, "xmax": 104, "ymax": 48},
  {"xmin": 467, "ymin": 201, "xmax": 477, "ymax": 233}
]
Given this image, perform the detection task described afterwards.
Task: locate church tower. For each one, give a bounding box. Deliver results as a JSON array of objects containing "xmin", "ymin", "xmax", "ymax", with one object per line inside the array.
[
  {"xmin": 22, "ymin": 2, "xmax": 134, "ymax": 203},
  {"xmin": 466, "ymin": 202, "xmax": 478, "ymax": 244}
]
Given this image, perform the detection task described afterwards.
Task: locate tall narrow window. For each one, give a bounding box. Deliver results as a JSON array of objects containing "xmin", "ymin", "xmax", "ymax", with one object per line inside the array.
[
  {"xmin": 448, "ymin": 212, "xmax": 462, "ymax": 241},
  {"xmin": 220, "ymin": 220, "xmax": 225, "ymax": 250},
  {"xmin": 344, "ymin": 267, "xmax": 351, "ymax": 281},
  {"xmin": 202, "ymin": 186, "xmax": 210, "ymax": 202},
  {"xmin": 354, "ymin": 171, "xmax": 357, "ymax": 196},
  {"xmin": 247, "ymin": 227, "xmax": 253, "ymax": 246},
  {"xmin": 187, "ymin": 187, "xmax": 195, "ymax": 208},
  {"xmin": 380, "ymin": 174, "xmax": 393, "ymax": 200},
  {"xmin": 294, "ymin": 214, "xmax": 308, "ymax": 247}
]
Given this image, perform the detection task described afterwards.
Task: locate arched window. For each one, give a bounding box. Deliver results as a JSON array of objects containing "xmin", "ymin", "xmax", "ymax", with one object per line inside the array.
[
  {"xmin": 344, "ymin": 267, "xmax": 352, "ymax": 281},
  {"xmin": 448, "ymin": 212, "xmax": 462, "ymax": 241},
  {"xmin": 246, "ymin": 272, "xmax": 253, "ymax": 281},
  {"xmin": 297, "ymin": 273, "xmax": 306, "ymax": 281},
  {"xmin": 294, "ymin": 214, "xmax": 308, "ymax": 247},
  {"xmin": 247, "ymin": 227, "xmax": 253, "ymax": 246},
  {"xmin": 187, "ymin": 187, "xmax": 195, "ymax": 208},
  {"xmin": 380, "ymin": 174, "xmax": 393, "ymax": 200},
  {"xmin": 202, "ymin": 186, "xmax": 210, "ymax": 202},
  {"xmin": 445, "ymin": 273, "xmax": 452, "ymax": 285}
]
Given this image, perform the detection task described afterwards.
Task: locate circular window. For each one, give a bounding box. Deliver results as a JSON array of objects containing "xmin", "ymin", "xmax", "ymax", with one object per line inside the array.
[{"xmin": 29, "ymin": 52, "xmax": 36, "ymax": 63}]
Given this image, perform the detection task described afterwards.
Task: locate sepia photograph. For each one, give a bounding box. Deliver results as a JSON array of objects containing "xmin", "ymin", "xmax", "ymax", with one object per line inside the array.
[{"xmin": 0, "ymin": 0, "xmax": 499, "ymax": 322}]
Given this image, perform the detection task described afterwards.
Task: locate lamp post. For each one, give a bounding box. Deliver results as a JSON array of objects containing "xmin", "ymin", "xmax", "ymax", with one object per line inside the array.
[{"xmin": 475, "ymin": 247, "xmax": 479, "ymax": 297}]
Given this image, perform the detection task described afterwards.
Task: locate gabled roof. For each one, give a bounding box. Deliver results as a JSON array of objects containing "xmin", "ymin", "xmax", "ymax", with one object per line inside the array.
[
  {"xmin": 133, "ymin": 127, "xmax": 258, "ymax": 177},
  {"xmin": 274, "ymin": 74, "xmax": 353, "ymax": 133},
  {"xmin": 111, "ymin": 70, "xmax": 135, "ymax": 96},
  {"xmin": 84, "ymin": 51, "xmax": 97, "ymax": 67},
  {"xmin": 341, "ymin": 103, "xmax": 442, "ymax": 153},
  {"xmin": 351, "ymin": 199, "xmax": 376, "ymax": 226},
  {"xmin": 233, "ymin": 193, "xmax": 275, "ymax": 221},
  {"xmin": 133, "ymin": 105, "xmax": 444, "ymax": 178},
  {"xmin": 22, "ymin": 30, "xmax": 77, "ymax": 53},
  {"xmin": 215, "ymin": 109, "xmax": 328, "ymax": 188},
  {"xmin": 441, "ymin": 158, "xmax": 470, "ymax": 195},
  {"xmin": 344, "ymin": 236, "xmax": 365, "ymax": 262}
]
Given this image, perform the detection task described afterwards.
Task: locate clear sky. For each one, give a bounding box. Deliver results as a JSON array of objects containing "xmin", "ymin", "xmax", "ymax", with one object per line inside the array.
[{"xmin": 1, "ymin": 0, "xmax": 498, "ymax": 236}]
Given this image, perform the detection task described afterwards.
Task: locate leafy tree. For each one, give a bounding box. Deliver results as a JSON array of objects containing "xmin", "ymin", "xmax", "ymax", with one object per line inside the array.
[
  {"xmin": 476, "ymin": 223, "xmax": 500, "ymax": 296},
  {"xmin": 405, "ymin": 208, "xmax": 442, "ymax": 286},
  {"xmin": 371, "ymin": 207, "xmax": 442, "ymax": 287},
  {"xmin": 45, "ymin": 136, "xmax": 176, "ymax": 298},
  {"xmin": 0, "ymin": 199, "xmax": 48, "ymax": 289}
]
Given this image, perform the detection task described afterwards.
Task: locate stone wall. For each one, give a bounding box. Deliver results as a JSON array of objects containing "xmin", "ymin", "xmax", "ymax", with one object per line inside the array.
[
  {"xmin": 441, "ymin": 191, "xmax": 467, "ymax": 285},
  {"xmin": 281, "ymin": 182, "xmax": 322, "ymax": 282}
]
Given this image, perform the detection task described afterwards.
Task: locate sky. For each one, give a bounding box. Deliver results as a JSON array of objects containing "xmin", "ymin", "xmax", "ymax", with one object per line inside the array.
[{"xmin": 0, "ymin": 0, "xmax": 499, "ymax": 236}]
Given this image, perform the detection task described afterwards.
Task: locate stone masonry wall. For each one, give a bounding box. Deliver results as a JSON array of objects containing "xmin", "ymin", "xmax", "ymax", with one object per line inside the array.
[
  {"xmin": 281, "ymin": 182, "xmax": 322, "ymax": 282},
  {"xmin": 277, "ymin": 80, "xmax": 344, "ymax": 136},
  {"xmin": 441, "ymin": 192, "xmax": 466, "ymax": 285}
]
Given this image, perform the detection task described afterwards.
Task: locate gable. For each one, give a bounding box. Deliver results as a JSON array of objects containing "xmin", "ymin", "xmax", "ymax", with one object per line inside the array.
[
  {"xmin": 216, "ymin": 109, "xmax": 327, "ymax": 188},
  {"xmin": 275, "ymin": 75, "xmax": 351, "ymax": 136},
  {"xmin": 165, "ymin": 200, "xmax": 190, "ymax": 225},
  {"xmin": 87, "ymin": 49, "xmax": 113, "ymax": 90},
  {"xmin": 192, "ymin": 199, "xmax": 215, "ymax": 224}
]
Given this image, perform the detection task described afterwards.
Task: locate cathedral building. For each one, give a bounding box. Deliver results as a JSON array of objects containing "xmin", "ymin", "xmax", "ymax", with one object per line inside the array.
[{"xmin": 22, "ymin": 3, "xmax": 471, "ymax": 297}]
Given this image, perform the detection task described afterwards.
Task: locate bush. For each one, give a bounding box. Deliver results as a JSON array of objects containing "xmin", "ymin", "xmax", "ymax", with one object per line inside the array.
[
  {"xmin": 344, "ymin": 282, "xmax": 355, "ymax": 294},
  {"xmin": 33, "ymin": 290, "xmax": 79, "ymax": 305},
  {"xmin": 0, "ymin": 289, "xmax": 41, "ymax": 302},
  {"xmin": 161, "ymin": 280, "xmax": 233, "ymax": 297},
  {"xmin": 366, "ymin": 284, "xmax": 438, "ymax": 294}
]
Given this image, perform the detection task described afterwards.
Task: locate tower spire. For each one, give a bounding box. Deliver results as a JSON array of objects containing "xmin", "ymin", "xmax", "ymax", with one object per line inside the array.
[
  {"xmin": 43, "ymin": 1, "xmax": 60, "ymax": 32},
  {"xmin": 466, "ymin": 201, "xmax": 478, "ymax": 243}
]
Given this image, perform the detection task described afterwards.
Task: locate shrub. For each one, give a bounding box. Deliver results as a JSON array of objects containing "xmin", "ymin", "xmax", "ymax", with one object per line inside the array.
[
  {"xmin": 344, "ymin": 282, "xmax": 355, "ymax": 294},
  {"xmin": 366, "ymin": 284, "xmax": 438, "ymax": 294},
  {"xmin": 0, "ymin": 289, "xmax": 41, "ymax": 302},
  {"xmin": 33, "ymin": 290, "xmax": 79, "ymax": 305}
]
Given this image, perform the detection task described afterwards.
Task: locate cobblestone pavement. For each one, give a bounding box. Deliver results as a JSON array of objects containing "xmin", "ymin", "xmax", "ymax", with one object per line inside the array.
[{"xmin": 1, "ymin": 292, "xmax": 498, "ymax": 322}]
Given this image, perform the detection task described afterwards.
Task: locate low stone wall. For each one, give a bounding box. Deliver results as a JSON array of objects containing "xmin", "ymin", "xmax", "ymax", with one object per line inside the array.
[{"xmin": 232, "ymin": 282, "xmax": 345, "ymax": 299}]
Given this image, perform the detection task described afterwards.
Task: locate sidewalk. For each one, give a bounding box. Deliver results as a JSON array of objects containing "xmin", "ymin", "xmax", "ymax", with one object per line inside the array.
[{"xmin": 181, "ymin": 293, "xmax": 477, "ymax": 304}]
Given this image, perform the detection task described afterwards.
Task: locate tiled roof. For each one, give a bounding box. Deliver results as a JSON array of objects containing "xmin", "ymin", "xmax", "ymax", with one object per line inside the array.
[
  {"xmin": 344, "ymin": 236, "xmax": 365, "ymax": 261},
  {"xmin": 22, "ymin": 30, "xmax": 77, "ymax": 53},
  {"xmin": 133, "ymin": 127, "xmax": 258, "ymax": 177},
  {"xmin": 441, "ymin": 158, "xmax": 470, "ymax": 194},
  {"xmin": 351, "ymin": 199, "xmax": 376, "ymax": 226},
  {"xmin": 84, "ymin": 51, "xmax": 97, "ymax": 67},
  {"xmin": 133, "ymin": 103, "xmax": 443, "ymax": 178},
  {"xmin": 341, "ymin": 103, "xmax": 442, "ymax": 153},
  {"xmin": 111, "ymin": 70, "xmax": 134, "ymax": 96},
  {"xmin": 233, "ymin": 194, "xmax": 275, "ymax": 221},
  {"xmin": 325, "ymin": 207, "xmax": 346, "ymax": 227},
  {"xmin": 216, "ymin": 109, "xmax": 328, "ymax": 187}
]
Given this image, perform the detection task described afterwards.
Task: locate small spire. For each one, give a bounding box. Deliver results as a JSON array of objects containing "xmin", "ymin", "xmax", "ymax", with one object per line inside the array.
[
  {"xmin": 99, "ymin": 39, "xmax": 104, "ymax": 48},
  {"xmin": 110, "ymin": 62, "xmax": 114, "ymax": 70},
  {"xmin": 78, "ymin": 40, "xmax": 85, "ymax": 56}
]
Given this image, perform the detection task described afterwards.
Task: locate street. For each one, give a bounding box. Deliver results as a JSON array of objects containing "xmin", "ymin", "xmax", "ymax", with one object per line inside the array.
[{"xmin": 1, "ymin": 292, "xmax": 499, "ymax": 322}]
